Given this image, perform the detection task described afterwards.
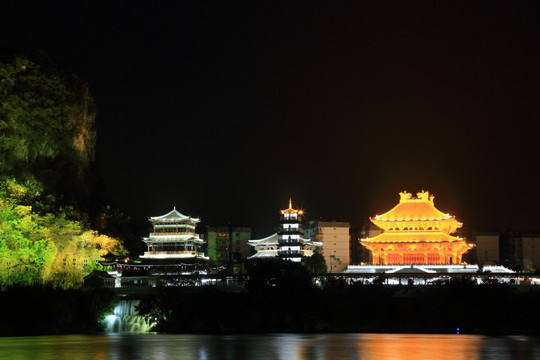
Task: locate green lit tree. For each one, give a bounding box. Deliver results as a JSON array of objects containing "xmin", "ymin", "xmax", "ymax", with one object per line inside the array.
[
  {"xmin": 0, "ymin": 178, "xmax": 126, "ymax": 289},
  {"xmin": 0, "ymin": 179, "xmax": 55, "ymax": 287},
  {"xmin": 0, "ymin": 52, "xmax": 96, "ymax": 178},
  {"xmin": 0, "ymin": 52, "xmax": 130, "ymax": 289}
]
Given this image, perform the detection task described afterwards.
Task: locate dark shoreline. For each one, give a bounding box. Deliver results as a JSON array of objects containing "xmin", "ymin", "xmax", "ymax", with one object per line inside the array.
[
  {"xmin": 136, "ymin": 283, "xmax": 540, "ymax": 336},
  {"xmin": 0, "ymin": 286, "xmax": 117, "ymax": 337},
  {"xmin": 2, "ymin": 283, "xmax": 540, "ymax": 336}
]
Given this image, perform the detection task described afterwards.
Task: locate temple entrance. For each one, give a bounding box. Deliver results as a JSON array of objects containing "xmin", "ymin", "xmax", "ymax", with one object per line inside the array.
[
  {"xmin": 403, "ymin": 253, "xmax": 424, "ymax": 264},
  {"xmin": 387, "ymin": 254, "xmax": 401, "ymax": 264},
  {"xmin": 427, "ymin": 253, "xmax": 440, "ymax": 264}
]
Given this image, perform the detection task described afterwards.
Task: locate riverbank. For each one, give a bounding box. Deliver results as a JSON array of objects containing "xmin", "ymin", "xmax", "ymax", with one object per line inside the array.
[
  {"xmin": 2, "ymin": 282, "xmax": 540, "ymax": 336},
  {"xmin": 137, "ymin": 282, "xmax": 540, "ymax": 335},
  {"xmin": 0, "ymin": 286, "xmax": 117, "ymax": 336}
]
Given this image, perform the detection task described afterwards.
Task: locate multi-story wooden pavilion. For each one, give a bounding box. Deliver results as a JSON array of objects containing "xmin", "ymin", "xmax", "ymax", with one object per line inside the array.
[
  {"xmin": 360, "ymin": 191, "xmax": 472, "ymax": 265},
  {"xmin": 141, "ymin": 207, "xmax": 208, "ymax": 260}
]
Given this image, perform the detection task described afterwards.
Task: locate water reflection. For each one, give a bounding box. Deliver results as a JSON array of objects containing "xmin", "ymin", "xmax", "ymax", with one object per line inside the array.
[{"xmin": 2, "ymin": 333, "xmax": 540, "ymax": 360}]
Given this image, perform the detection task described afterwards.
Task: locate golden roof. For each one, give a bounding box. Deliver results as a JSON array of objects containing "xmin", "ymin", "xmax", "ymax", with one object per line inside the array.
[
  {"xmin": 372, "ymin": 191, "xmax": 454, "ymax": 222},
  {"xmin": 280, "ymin": 198, "xmax": 303, "ymax": 215}
]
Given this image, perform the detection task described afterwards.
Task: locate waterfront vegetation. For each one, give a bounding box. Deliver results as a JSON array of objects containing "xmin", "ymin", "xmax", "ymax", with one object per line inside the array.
[
  {"xmin": 3, "ymin": 271, "xmax": 540, "ymax": 336},
  {"xmin": 0, "ymin": 178, "xmax": 125, "ymax": 289},
  {"xmin": 0, "ymin": 52, "xmax": 129, "ymax": 290},
  {"xmin": 0, "ymin": 286, "xmax": 117, "ymax": 336},
  {"xmin": 136, "ymin": 278, "xmax": 540, "ymax": 335}
]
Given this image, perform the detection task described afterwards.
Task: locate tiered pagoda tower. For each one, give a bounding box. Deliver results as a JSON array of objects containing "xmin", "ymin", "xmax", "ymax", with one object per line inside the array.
[
  {"xmin": 141, "ymin": 207, "xmax": 208, "ymax": 260},
  {"xmin": 248, "ymin": 199, "xmax": 321, "ymax": 262},
  {"xmin": 360, "ymin": 191, "xmax": 472, "ymax": 265},
  {"xmin": 278, "ymin": 198, "xmax": 306, "ymax": 262}
]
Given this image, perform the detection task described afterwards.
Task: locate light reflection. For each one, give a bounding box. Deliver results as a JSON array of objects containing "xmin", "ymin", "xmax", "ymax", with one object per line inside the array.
[
  {"xmin": 2, "ymin": 333, "xmax": 540, "ymax": 360},
  {"xmin": 355, "ymin": 334, "xmax": 484, "ymax": 360}
]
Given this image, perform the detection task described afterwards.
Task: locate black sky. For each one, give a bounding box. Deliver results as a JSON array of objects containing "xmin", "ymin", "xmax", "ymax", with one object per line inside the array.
[{"xmin": 1, "ymin": 1, "xmax": 539, "ymax": 236}]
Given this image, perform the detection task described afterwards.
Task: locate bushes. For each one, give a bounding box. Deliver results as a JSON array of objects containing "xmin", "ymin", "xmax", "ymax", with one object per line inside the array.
[
  {"xmin": 0, "ymin": 286, "xmax": 117, "ymax": 336},
  {"xmin": 137, "ymin": 283, "xmax": 540, "ymax": 335}
]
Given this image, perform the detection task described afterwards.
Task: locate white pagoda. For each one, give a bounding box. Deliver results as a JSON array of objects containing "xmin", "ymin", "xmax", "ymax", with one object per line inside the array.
[
  {"xmin": 141, "ymin": 207, "xmax": 208, "ymax": 260},
  {"xmin": 248, "ymin": 199, "xmax": 322, "ymax": 262}
]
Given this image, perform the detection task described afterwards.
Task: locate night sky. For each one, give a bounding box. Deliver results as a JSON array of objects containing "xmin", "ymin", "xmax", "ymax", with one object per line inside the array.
[{"xmin": 2, "ymin": 2, "xmax": 539, "ymax": 237}]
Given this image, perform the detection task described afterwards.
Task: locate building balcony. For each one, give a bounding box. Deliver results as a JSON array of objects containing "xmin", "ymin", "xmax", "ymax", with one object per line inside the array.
[
  {"xmin": 278, "ymin": 250, "xmax": 304, "ymax": 258},
  {"xmin": 278, "ymin": 239, "xmax": 303, "ymax": 246},
  {"xmin": 279, "ymin": 218, "xmax": 300, "ymax": 224},
  {"xmin": 147, "ymin": 245, "xmax": 201, "ymax": 252},
  {"xmin": 149, "ymin": 232, "xmax": 197, "ymax": 237},
  {"xmin": 141, "ymin": 250, "xmax": 206, "ymax": 259},
  {"xmin": 278, "ymin": 228, "xmax": 303, "ymax": 235}
]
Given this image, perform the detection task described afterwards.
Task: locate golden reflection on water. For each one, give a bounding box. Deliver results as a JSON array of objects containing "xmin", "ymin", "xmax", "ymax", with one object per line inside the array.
[
  {"xmin": 354, "ymin": 334, "xmax": 483, "ymax": 360},
  {"xmin": 291, "ymin": 334, "xmax": 487, "ymax": 360}
]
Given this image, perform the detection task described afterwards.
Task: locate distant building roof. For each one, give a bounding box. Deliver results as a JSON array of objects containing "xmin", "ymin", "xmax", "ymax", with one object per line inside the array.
[
  {"xmin": 84, "ymin": 270, "xmax": 114, "ymax": 280},
  {"xmin": 248, "ymin": 233, "xmax": 280, "ymax": 245},
  {"xmin": 473, "ymin": 232, "xmax": 500, "ymax": 236},
  {"xmin": 150, "ymin": 207, "xmax": 200, "ymax": 223},
  {"xmin": 316, "ymin": 221, "xmax": 351, "ymax": 228},
  {"xmin": 247, "ymin": 233, "xmax": 322, "ymax": 247}
]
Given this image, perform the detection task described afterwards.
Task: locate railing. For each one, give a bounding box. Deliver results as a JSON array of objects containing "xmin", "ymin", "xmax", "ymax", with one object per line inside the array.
[
  {"xmin": 278, "ymin": 240, "xmax": 302, "ymax": 246},
  {"xmin": 279, "ymin": 228, "xmax": 303, "ymax": 233},
  {"xmin": 278, "ymin": 250, "xmax": 304, "ymax": 257},
  {"xmin": 149, "ymin": 232, "xmax": 196, "ymax": 236},
  {"xmin": 144, "ymin": 251, "xmax": 200, "ymax": 255}
]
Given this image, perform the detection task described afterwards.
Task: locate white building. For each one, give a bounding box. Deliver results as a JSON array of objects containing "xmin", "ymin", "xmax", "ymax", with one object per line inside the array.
[
  {"xmin": 474, "ymin": 232, "xmax": 500, "ymax": 266},
  {"xmin": 141, "ymin": 207, "xmax": 208, "ymax": 260},
  {"xmin": 304, "ymin": 220, "xmax": 351, "ymax": 273},
  {"xmin": 515, "ymin": 233, "xmax": 540, "ymax": 270}
]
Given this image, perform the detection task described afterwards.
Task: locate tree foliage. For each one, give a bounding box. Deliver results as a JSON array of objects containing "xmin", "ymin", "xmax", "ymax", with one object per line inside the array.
[
  {"xmin": 0, "ymin": 52, "xmax": 96, "ymax": 177},
  {"xmin": 0, "ymin": 178, "xmax": 126, "ymax": 289},
  {"xmin": 304, "ymin": 252, "xmax": 327, "ymax": 275},
  {"xmin": 0, "ymin": 52, "xmax": 134, "ymax": 289}
]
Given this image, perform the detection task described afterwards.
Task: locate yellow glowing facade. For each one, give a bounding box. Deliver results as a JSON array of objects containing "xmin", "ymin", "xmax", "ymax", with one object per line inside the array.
[{"xmin": 361, "ymin": 191, "xmax": 472, "ymax": 265}]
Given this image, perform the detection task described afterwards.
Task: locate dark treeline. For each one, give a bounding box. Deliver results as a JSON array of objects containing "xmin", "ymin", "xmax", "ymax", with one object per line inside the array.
[
  {"xmin": 137, "ymin": 278, "xmax": 540, "ymax": 335},
  {"xmin": 0, "ymin": 286, "xmax": 116, "ymax": 336}
]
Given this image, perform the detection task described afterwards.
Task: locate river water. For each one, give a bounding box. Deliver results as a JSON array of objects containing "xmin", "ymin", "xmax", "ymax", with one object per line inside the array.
[{"xmin": 1, "ymin": 333, "xmax": 539, "ymax": 360}]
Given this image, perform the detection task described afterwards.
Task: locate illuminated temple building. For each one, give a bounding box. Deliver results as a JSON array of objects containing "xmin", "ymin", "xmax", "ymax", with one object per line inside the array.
[
  {"xmin": 141, "ymin": 207, "xmax": 208, "ymax": 260},
  {"xmin": 248, "ymin": 199, "xmax": 322, "ymax": 262},
  {"xmin": 360, "ymin": 191, "xmax": 472, "ymax": 265}
]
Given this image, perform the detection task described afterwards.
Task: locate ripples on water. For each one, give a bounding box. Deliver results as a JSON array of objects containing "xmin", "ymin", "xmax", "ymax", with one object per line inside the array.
[{"xmin": 1, "ymin": 333, "xmax": 540, "ymax": 360}]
